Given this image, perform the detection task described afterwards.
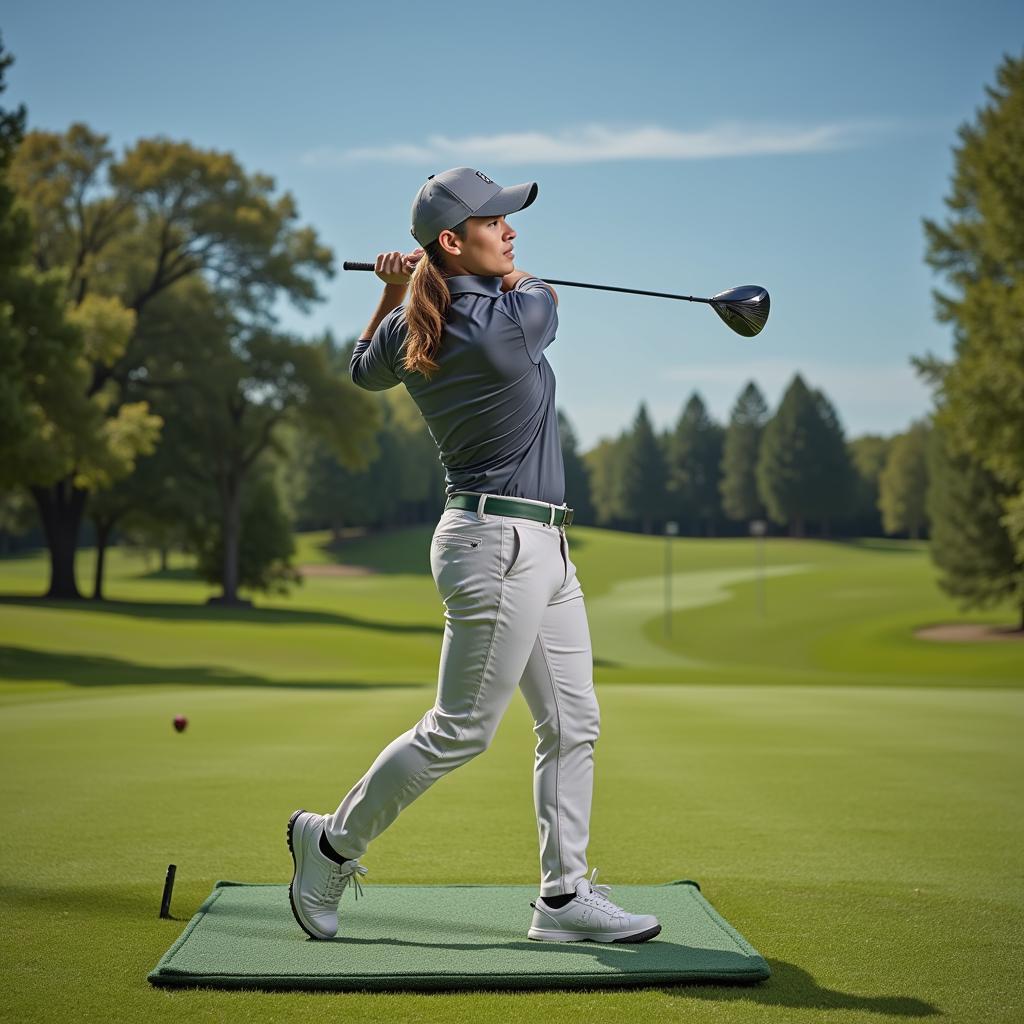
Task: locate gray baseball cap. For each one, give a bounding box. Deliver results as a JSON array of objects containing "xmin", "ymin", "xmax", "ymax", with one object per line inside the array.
[{"xmin": 410, "ymin": 167, "xmax": 538, "ymax": 247}]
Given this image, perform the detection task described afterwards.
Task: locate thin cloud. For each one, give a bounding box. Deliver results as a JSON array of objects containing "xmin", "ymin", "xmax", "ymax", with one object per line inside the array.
[{"xmin": 301, "ymin": 118, "xmax": 896, "ymax": 167}]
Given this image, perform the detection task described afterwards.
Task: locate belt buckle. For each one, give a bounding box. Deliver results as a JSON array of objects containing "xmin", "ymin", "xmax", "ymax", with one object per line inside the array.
[{"xmin": 564, "ymin": 506, "xmax": 574, "ymax": 527}]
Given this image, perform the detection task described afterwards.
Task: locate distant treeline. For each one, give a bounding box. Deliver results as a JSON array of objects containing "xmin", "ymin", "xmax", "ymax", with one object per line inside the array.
[{"xmin": 290, "ymin": 360, "xmax": 928, "ymax": 542}]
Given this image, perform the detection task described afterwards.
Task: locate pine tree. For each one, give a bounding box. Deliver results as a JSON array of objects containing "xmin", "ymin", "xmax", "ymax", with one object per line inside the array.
[
  {"xmin": 666, "ymin": 393, "xmax": 725, "ymax": 536},
  {"xmin": 621, "ymin": 403, "xmax": 667, "ymax": 533},
  {"xmin": 926, "ymin": 422, "xmax": 1023, "ymax": 627},
  {"xmin": 917, "ymin": 51, "xmax": 1024, "ymax": 563},
  {"xmin": 720, "ymin": 380, "xmax": 768, "ymax": 522},
  {"xmin": 811, "ymin": 387, "xmax": 855, "ymax": 537},
  {"xmin": 558, "ymin": 408, "xmax": 594, "ymax": 525},
  {"xmin": 757, "ymin": 375, "xmax": 853, "ymax": 537}
]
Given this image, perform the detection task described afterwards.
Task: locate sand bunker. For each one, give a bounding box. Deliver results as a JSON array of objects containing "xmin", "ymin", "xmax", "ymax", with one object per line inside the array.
[{"xmin": 915, "ymin": 623, "xmax": 1023, "ymax": 643}]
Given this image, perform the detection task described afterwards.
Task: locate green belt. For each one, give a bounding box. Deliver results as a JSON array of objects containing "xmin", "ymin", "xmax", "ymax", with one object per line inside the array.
[{"xmin": 445, "ymin": 493, "xmax": 574, "ymax": 528}]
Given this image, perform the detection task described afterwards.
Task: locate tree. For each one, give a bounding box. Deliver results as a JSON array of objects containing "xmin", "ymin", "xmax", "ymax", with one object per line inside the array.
[
  {"xmin": 621, "ymin": 403, "xmax": 667, "ymax": 533},
  {"xmin": 720, "ymin": 380, "xmax": 769, "ymax": 522},
  {"xmin": 666, "ymin": 393, "xmax": 725, "ymax": 536},
  {"xmin": 6, "ymin": 122, "xmax": 334, "ymax": 598},
  {"xmin": 916, "ymin": 51, "xmax": 1024, "ymax": 562},
  {"xmin": 0, "ymin": 486, "xmax": 35, "ymax": 555},
  {"xmin": 926, "ymin": 422, "xmax": 1023, "ymax": 627},
  {"xmin": 584, "ymin": 434, "xmax": 630, "ymax": 528},
  {"xmin": 143, "ymin": 282, "xmax": 378, "ymax": 605},
  {"xmin": 757, "ymin": 375, "xmax": 853, "ymax": 537},
  {"xmin": 558, "ymin": 409, "xmax": 593, "ymax": 526},
  {"xmin": 292, "ymin": 334, "xmax": 448, "ymax": 534},
  {"xmin": 845, "ymin": 434, "xmax": 890, "ymax": 536},
  {"xmin": 0, "ymin": 53, "xmax": 162, "ymax": 597},
  {"xmin": 189, "ymin": 457, "xmax": 302, "ymax": 598},
  {"xmin": 878, "ymin": 420, "xmax": 930, "ymax": 539}
]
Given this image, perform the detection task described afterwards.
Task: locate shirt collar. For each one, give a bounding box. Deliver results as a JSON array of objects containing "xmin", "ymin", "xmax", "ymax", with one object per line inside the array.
[{"xmin": 446, "ymin": 274, "xmax": 503, "ymax": 298}]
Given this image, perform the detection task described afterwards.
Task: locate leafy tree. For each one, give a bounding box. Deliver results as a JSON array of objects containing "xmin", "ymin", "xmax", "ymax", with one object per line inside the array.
[
  {"xmin": 757, "ymin": 374, "xmax": 853, "ymax": 537},
  {"xmin": 6, "ymin": 121, "xmax": 334, "ymax": 597},
  {"xmin": 0, "ymin": 486, "xmax": 35, "ymax": 554},
  {"xmin": 189, "ymin": 458, "xmax": 301, "ymax": 601},
  {"xmin": 621, "ymin": 402, "xmax": 667, "ymax": 533},
  {"xmin": 916, "ymin": 51, "xmax": 1024, "ymax": 562},
  {"xmin": 666, "ymin": 393, "xmax": 724, "ymax": 536},
  {"xmin": 558, "ymin": 409, "xmax": 593, "ymax": 526},
  {"xmin": 584, "ymin": 434, "xmax": 630, "ymax": 528},
  {"xmin": 845, "ymin": 434, "xmax": 890, "ymax": 536},
  {"xmin": 926, "ymin": 421, "xmax": 1023, "ymax": 627},
  {"xmin": 720, "ymin": 380, "xmax": 769, "ymax": 522},
  {"xmin": 0, "ymin": 53, "xmax": 162, "ymax": 596},
  {"xmin": 878, "ymin": 420, "xmax": 930, "ymax": 539},
  {"xmin": 142, "ymin": 282, "xmax": 377, "ymax": 604},
  {"xmin": 292, "ymin": 334, "xmax": 448, "ymax": 534}
]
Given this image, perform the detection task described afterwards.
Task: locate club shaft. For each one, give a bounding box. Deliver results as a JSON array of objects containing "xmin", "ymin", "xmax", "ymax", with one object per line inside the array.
[{"xmin": 341, "ymin": 262, "xmax": 713, "ymax": 305}]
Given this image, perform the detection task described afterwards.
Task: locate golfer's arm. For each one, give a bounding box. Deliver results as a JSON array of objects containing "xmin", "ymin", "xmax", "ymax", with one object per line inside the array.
[
  {"xmin": 500, "ymin": 270, "xmax": 558, "ymax": 306},
  {"xmin": 358, "ymin": 283, "xmax": 408, "ymax": 341}
]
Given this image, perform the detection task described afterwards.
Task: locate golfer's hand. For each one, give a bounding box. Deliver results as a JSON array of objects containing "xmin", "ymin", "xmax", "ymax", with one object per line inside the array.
[{"xmin": 375, "ymin": 249, "xmax": 424, "ymax": 285}]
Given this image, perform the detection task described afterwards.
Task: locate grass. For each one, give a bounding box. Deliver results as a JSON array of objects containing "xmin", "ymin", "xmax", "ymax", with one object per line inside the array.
[{"xmin": 1, "ymin": 527, "xmax": 1022, "ymax": 1023}]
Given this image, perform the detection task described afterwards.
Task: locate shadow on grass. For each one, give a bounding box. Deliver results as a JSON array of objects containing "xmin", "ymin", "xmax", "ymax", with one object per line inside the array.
[
  {"xmin": 132, "ymin": 566, "xmax": 201, "ymax": 582},
  {"xmin": 0, "ymin": 646, "xmax": 428, "ymax": 692},
  {"xmin": 302, "ymin": 524, "xmax": 593, "ymax": 577},
  {"xmin": 0, "ymin": 643, "xmax": 621, "ymax": 689},
  {"xmin": 829, "ymin": 538, "xmax": 927, "ymax": 555},
  {"xmin": 0, "ymin": 594, "xmax": 441, "ymax": 634},
  {"xmin": 668, "ymin": 957, "xmax": 938, "ymax": 1015}
]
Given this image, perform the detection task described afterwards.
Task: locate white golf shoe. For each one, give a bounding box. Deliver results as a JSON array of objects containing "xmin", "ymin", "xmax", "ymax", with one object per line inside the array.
[
  {"xmin": 287, "ymin": 809, "xmax": 368, "ymax": 940},
  {"xmin": 528, "ymin": 868, "xmax": 661, "ymax": 943}
]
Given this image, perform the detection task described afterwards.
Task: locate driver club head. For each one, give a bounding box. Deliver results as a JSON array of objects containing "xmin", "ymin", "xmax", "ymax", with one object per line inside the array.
[{"xmin": 709, "ymin": 285, "xmax": 770, "ymax": 337}]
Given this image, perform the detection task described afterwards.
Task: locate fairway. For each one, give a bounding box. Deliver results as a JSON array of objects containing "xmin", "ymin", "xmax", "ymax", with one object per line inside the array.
[{"xmin": 1, "ymin": 528, "xmax": 1022, "ymax": 1023}]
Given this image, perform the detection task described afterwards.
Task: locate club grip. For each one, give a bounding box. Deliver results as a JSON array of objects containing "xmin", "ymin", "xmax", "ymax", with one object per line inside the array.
[{"xmin": 343, "ymin": 261, "xmax": 376, "ymax": 272}]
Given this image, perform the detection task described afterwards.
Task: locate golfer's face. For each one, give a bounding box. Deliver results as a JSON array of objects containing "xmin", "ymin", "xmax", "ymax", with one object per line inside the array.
[{"xmin": 462, "ymin": 214, "xmax": 516, "ymax": 276}]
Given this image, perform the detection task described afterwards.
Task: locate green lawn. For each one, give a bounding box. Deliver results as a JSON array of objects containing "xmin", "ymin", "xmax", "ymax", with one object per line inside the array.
[{"xmin": 1, "ymin": 529, "xmax": 1021, "ymax": 1023}]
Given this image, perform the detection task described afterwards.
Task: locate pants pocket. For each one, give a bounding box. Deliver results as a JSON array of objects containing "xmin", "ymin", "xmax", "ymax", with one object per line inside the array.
[
  {"xmin": 502, "ymin": 524, "xmax": 523, "ymax": 578},
  {"xmin": 433, "ymin": 533, "xmax": 481, "ymax": 549}
]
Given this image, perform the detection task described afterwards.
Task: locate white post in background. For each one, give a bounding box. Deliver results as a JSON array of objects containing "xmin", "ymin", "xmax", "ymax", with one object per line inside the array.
[
  {"xmin": 750, "ymin": 519, "xmax": 767, "ymax": 615},
  {"xmin": 664, "ymin": 521, "xmax": 679, "ymax": 638}
]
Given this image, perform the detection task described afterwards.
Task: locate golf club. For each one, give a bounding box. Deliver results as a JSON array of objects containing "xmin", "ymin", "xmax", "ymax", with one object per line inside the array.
[{"xmin": 342, "ymin": 262, "xmax": 770, "ymax": 337}]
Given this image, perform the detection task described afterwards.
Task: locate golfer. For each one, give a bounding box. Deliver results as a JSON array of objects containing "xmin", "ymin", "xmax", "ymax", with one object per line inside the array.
[{"xmin": 287, "ymin": 167, "xmax": 661, "ymax": 945}]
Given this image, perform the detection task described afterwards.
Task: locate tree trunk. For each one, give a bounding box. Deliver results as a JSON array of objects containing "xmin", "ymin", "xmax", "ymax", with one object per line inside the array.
[
  {"xmin": 91, "ymin": 517, "xmax": 115, "ymax": 600},
  {"xmin": 212, "ymin": 475, "xmax": 246, "ymax": 606},
  {"xmin": 30, "ymin": 478, "xmax": 89, "ymax": 600},
  {"xmin": 159, "ymin": 545, "xmax": 169, "ymax": 572}
]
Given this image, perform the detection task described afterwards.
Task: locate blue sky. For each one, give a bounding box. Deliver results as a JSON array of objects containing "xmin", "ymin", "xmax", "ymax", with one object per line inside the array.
[{"xmin": 6, "ymin": 1, "xmax": 1023, "ymax": 449}]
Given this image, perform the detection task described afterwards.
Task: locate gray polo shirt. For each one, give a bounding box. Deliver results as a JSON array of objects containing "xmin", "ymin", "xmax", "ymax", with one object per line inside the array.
[{"xmin": 350, "ymin": 274, "xmax": 564, "ymax": 505}]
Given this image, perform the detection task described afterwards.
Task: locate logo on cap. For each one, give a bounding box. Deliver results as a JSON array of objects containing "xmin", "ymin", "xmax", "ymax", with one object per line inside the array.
[{"xmin": 475, "ymin": 171, "xmax": 494, "ymax": 184}]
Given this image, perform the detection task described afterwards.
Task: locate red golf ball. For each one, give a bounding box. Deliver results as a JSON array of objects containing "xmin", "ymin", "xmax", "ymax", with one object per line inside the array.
[{"xmin": 173, "ymin": 715, "xmax": 188, "ymax": 733}]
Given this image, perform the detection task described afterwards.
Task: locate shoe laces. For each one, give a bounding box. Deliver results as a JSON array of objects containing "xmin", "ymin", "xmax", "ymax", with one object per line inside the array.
[
  {"xmin": 578, "ymin": 868, "xmax": 625, "ymax": 917},
  {"xmin": 321, "ymin": 859, "xmax": 368, "ymax": 902}
]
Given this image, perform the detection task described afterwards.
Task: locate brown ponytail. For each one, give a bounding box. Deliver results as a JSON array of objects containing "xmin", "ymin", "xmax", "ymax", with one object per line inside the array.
[{"xmin": 401, "ymin": 220, "xmax": 468, "ymax": 380}]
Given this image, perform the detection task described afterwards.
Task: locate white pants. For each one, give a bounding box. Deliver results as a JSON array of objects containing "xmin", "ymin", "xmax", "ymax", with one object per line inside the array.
[{"xmin": 324, "ymin": 500, "xmax": 600, "ymax": 897}]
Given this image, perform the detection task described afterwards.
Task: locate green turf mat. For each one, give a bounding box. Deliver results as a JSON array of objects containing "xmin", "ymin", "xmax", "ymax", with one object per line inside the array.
[{"xmin": 148, "ymin": 879, "xmax": 770, "ymax": 991}]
